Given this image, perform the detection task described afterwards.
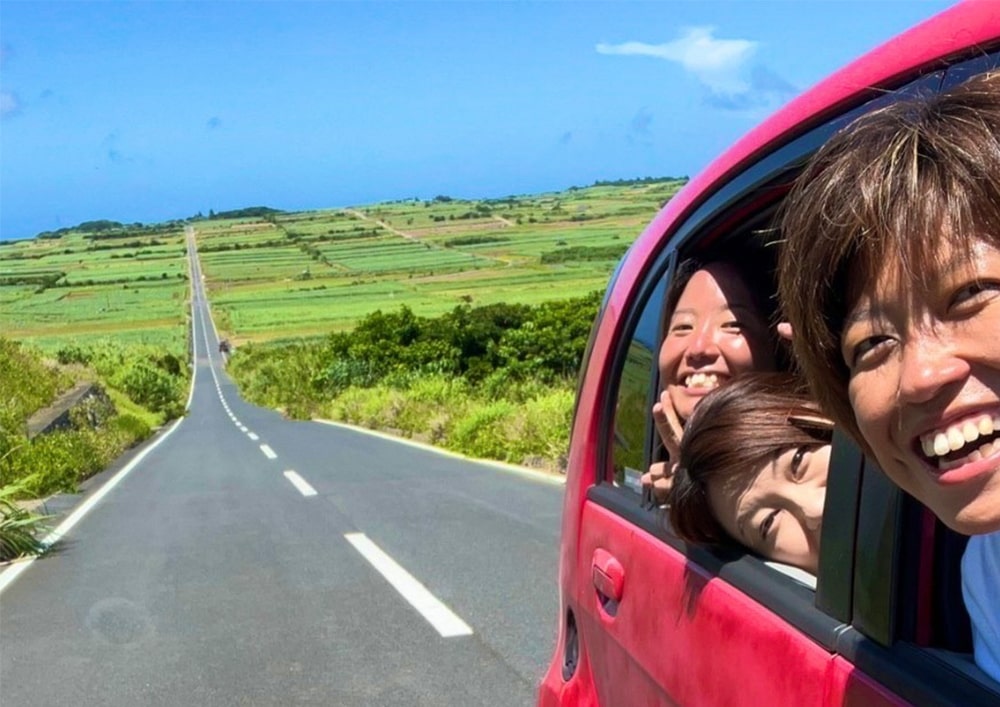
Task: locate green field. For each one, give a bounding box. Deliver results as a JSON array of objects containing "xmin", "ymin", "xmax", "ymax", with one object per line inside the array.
[
  {"xmin": 1, "ymin": 179, "xmax": 685, "ymax": 350},
  {"xmin": 1, "ymin": 226, "xmax": 190, "ymax": 355}
]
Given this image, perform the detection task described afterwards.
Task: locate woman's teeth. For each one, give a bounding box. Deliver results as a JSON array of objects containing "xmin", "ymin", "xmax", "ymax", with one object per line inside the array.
[
  {"xmin": 920, "ymin": 414, "xmax": 1000, "ymax": 469},
  {"xmin": 685, "ymin": 373, "xmax": 720, "ymax": 389}
]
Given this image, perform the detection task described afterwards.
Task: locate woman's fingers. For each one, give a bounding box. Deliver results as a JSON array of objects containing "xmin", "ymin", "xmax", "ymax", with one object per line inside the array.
[
  {"xmin": 653, "ymin": 391, "xmax": 683, "ymax": 460},
  {"xmin": 641, "ymin": 461, "xmax": 674, "ymax": 504}
]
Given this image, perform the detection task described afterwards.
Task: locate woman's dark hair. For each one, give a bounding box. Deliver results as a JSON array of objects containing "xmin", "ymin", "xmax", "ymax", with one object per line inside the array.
[{"xmin": 669, "ymin": 372, "xmax": 833, "ymax": 546}]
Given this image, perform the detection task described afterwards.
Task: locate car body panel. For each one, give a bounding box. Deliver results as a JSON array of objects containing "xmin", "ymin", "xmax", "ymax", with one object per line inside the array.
[{"xmin": 539, "ymin": 2, "xmax": 1000, "ymax": 705}]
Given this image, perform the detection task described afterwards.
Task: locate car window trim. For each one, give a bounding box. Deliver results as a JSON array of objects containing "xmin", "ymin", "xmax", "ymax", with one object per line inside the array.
[{"xmin": 835, "ymin": 628, "xmax": 1000, "ymax": 707}]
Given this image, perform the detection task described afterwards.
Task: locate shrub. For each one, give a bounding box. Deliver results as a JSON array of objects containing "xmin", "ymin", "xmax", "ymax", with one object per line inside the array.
[
  {"xmin": 108, "ymin": 413, "xmax": 151, "ymax": 443},
  {"xmin": 0, "ymin": 484, "xmax": 51, "ymax": 561},
  {"xmin": 7, "ymin": 430, "xmax": 104, "ymax": 496},
  {"xmin": 446, "ymin": 400, "xmax": 518, "ymax": 460},
  {"xmin": 111, "ymin": 361, "xmax": 183, "ymax": 417}
]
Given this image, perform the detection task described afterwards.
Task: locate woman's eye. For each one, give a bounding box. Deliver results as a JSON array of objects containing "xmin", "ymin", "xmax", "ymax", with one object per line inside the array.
[
  {"xmin": 669, "ymin": 322, "xmax": 693, "ymax": 335},
  {"xmin": 791, "ymin": 447, "xmax": 808, "ymax": 479},
  {"xmin": 759, "ymin": 510, "xmax": 779, "ymax": 541},
  {"xmin": 721, "ymin": 320, "xmax": 743, "ymax": 333},
  {"xmin": 851, "ymin": 335, "xmax": 893, "ymax": 367}
]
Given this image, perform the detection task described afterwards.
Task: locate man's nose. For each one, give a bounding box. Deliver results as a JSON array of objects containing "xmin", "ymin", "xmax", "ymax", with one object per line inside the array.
[{"xmin": 897, "ymin": 333, "xmax": 969, "ymax": 405}]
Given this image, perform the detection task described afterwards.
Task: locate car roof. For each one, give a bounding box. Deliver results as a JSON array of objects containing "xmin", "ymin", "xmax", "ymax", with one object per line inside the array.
[{"xmin": 611, "ymin": 0, "xmax": 1000, "ymax": 312}]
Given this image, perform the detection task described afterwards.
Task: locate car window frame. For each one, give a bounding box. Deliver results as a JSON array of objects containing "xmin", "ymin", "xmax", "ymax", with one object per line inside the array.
[{"xmin": 586, "ymin": 47, "xmax": 1000, "ymax": 704}]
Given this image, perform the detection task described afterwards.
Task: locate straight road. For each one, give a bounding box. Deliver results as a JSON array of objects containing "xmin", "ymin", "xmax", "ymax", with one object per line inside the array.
[{"xmin": 0, "ymin": 229, "xmax": 563, "ymax": 706}]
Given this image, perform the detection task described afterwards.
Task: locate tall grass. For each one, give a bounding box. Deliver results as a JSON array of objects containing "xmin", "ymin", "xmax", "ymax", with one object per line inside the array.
[{"xmin": 324, "ymin": 375, "xmax": 573, "ymax": 471}]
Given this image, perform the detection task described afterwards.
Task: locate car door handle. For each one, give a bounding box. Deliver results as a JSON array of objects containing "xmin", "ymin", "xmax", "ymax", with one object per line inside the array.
[{"xmin": 592, "ymin": 549, "xmax": 624, "ymax": 605}]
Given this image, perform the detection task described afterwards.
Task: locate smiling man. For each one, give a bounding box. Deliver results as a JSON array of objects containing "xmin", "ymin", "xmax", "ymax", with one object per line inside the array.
[{"xmin": 778, "ymin": 70, "xmax": 1000, "ymax": 683}]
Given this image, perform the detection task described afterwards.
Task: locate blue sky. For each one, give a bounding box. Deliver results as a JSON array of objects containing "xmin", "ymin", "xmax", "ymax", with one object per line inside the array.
[{"xmin": 1, "ymin": 1, "xmax": 956, "ymax": 241}]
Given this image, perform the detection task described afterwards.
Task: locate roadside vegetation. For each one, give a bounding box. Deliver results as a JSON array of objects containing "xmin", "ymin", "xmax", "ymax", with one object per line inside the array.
[
  {"xmin": 228, "ymin": 293, "xmax": 600, "ymax": 471},
  {"xmin": 0, "ymin": 337, "xmax": 188, "ymax": 561}
]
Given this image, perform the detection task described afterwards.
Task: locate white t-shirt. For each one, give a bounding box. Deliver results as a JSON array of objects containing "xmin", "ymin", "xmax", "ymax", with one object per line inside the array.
[{"xmin": 962, "ymin": 530, "xmax": 1000, "ymax": 683}]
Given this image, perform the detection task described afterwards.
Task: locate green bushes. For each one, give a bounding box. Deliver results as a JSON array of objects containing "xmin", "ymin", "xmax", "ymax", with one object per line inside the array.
[
  {"xmin": 322, "ymin": 378, "xmax": 572, "ymax": 469},
  {"xmin": 226, "ymin": 293, "xmax": 599, "ymax": 471},
  {"xmin": 0, "ymin": 339, "xmax": 71, "ymax": 421},
  {"xmin": 110, "ymin": 360, "xmax": 184, "ymax": 418},
  {"xmin": 1, "ymin": 415, "xmax": 153, "ymax": 498},
  {"xmin": 55, "ymin": 339, "xmax": 188, "ymax": 418},
  {"xmin": 539, "ymin": 244, "xmax": 629, "ymax": 264},
  {"xmin": 0, "ymin": 484, "xmax": 51, "ymax": 562},
  {"xmin": 1, "ymin": 337, "xmax": 174, "ymax": 499}
]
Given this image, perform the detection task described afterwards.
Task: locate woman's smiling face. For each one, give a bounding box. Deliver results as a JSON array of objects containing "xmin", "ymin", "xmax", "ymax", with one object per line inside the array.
[
  {"xmin": 658, "ymin": 263, "xmax": 775, "ymax": 422},
  {"xmin": 841, "ymin": 238, "xmax": 1000, "ymax": 534},
  {"xmin": 707, "ymin": 443, "xmax": 829, "ymax": 574}
]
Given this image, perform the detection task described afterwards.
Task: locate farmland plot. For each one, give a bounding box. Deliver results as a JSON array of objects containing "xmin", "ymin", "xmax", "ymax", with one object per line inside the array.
[
  {"xmin": 0, "ymin": 227, "xmax": 189, "ymax": 355},
  {"xmin": 194, "ymin": 180, "xmax": 683, "ymax": 342}
]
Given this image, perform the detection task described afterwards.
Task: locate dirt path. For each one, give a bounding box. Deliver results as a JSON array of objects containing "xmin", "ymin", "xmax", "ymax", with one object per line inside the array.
[
  {"xmin": 344, "ymin": 208, "xmax": 514, "ymax": 268},
  {"xmin": 344, "ymin": 209, "xmax": 418, "ymax": 240}
]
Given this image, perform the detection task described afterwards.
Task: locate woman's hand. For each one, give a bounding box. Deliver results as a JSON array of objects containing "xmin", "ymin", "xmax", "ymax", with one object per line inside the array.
[
  {"xmin": 640, "ymin": 461, "xmax": 675, "ymax": 506},
  {"xmin": 640, "ymin": 390, "xmax": 684, "ymax": 506},
  {"xmin": 653, "ymin": 390, "xmax": 683, "ymax": 463}
]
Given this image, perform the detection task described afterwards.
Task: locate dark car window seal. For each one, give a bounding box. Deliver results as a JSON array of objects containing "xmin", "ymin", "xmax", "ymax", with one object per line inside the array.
[
  {"xmin": 835, "ymin": 628, "xmax": 1000, "ymax": 707},
  {"xmin": 596, "ymin": 249, "xmax": 675, "ymax": 487},
  {"xmin": 815, "ymin": 430, "xmax": 864, "ymax": 623}
]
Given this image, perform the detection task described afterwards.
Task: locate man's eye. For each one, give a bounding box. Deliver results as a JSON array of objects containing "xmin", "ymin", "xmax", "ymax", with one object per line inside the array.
[
  {"xmin": 950, "ymin": 281, "xmax": 1000, "ymax": 310},
  {"xmin": 759, "ymin": 510, "xmax": 779, "ymax": 541}
]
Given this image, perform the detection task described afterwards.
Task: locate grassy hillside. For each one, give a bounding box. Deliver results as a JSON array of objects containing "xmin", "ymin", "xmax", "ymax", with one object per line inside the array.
[
  {"xmin": 0, "ymin": 180, "xmax": 683, "ymax": 350},
  {"xmin": 193, "ymin": 181, "xmax": 682, "ymax": 343}
]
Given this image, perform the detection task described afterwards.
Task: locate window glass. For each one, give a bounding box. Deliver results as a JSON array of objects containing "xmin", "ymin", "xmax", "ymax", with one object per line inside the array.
[{"xmin": 610, "ymin": 274, "xmax": 667, "ymax": 493}]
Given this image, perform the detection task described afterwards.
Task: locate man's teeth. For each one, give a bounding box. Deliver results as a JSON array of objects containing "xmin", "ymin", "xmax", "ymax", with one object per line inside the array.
[
  {"xmin": 939, "ymin": 439, "xmax": 1000, "ymax": 471},
  {"xmin": 685, "ymin": 373, "xmax": 720, "ymax": 389},
  {"xmin": 920, "ymin": 414, "xmax": 1000, "ymax": 467}
]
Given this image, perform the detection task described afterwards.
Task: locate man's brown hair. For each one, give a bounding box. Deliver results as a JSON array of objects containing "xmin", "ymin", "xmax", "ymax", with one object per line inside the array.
[
  {"xmin": 777, "ymin": 71, "xmax": 1000, "ymax": 446},
  {"xmin": 669, "ymin": 373, "xmax": 832, "ymax": 547}
]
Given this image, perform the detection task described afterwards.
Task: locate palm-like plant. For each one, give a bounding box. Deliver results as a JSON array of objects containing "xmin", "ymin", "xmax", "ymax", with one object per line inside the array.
[{"xmin": 0, "ymin": 484, "xmax": 51, "ymax": 562}]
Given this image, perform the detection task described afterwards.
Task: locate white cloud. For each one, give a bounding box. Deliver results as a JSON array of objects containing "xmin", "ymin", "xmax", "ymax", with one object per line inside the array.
[
  {"xmin": 0, "ymin": 91, "xmax": 20, "ymax": 118},
  {"xmin": 597, "ymin": 26, "xmax": 757, "ymax": 94}
]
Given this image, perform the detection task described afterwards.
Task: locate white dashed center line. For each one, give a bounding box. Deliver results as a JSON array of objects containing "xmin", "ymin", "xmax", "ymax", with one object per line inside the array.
[
  {"xmin": 344, "ymin": 532, "xmax": 474, "ymax": 638},
  {"xmin": 247, "ymin": 432, "xmax": 259, "ymax": 441},
  {"xmin": 260, "ymin": 444, "xmax": 277, "ymax": 459},
  {"xmin": 283, "ymin": 470, "xmax": 318, "ymax": 497}
]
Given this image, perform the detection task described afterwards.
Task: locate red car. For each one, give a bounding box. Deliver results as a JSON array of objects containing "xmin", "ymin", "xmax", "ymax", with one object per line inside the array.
[{"xmin": 539, "ymin": 3, "xmax": 1000, "ymax": 705}]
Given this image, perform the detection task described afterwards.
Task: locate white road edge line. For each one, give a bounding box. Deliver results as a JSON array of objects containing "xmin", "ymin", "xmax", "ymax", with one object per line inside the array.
[
  {"xmin": 260, "ymin": 444, "xmax": 277, "ymax": 459},
  {"xmin": 0, "ymin": 416, "xmax": 186, "ymax": 596},
  {"xmin": 344, "ymin": 532, "xmax": 473, "ymax": 638},
  {"xmin": 315, "ymin": 419, "xmax": 565, "ymax": 487},
  {"xmin": 283, "ymin": 470, "xmax": 317, "ymax": 497}
]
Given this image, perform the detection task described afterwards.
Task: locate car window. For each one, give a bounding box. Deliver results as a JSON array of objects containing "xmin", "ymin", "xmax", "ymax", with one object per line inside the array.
[
  {"xmin": 609, "ymin": 272, "xmax": 667, "ymax": 493},
  {"xmin": 579, "ymin": 34, "xmax": 1000, "ymax": 707}
]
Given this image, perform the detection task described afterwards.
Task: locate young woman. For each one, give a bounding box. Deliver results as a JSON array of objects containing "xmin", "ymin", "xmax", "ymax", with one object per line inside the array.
[
  {"xmin": 778, "ymin": 71, "xmax": 1000, "ymax": 681},
  {"xmin": 641, "ymin": 256, "xmax": 787, "ymax": 500},
  {"xmin": 668, "ymin": 373, "xmax": 831, "ymax": 574}
]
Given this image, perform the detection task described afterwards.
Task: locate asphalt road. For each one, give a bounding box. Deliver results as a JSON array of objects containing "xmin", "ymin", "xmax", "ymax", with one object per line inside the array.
[{"xmin": 0, "ymin": 230, "xmax": 564, "ymax": 706}]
